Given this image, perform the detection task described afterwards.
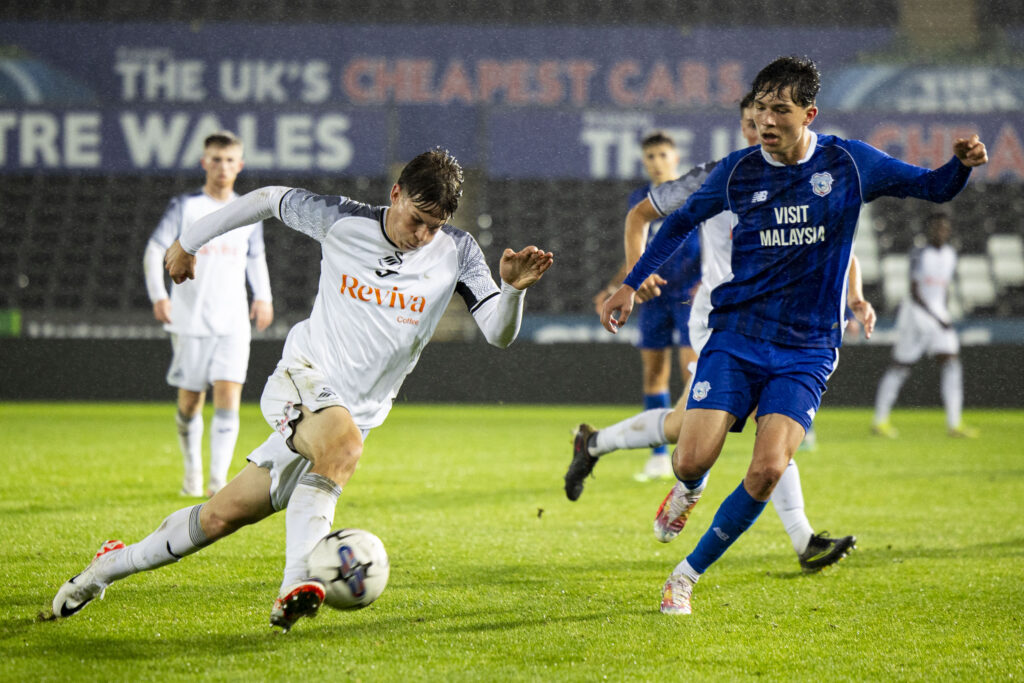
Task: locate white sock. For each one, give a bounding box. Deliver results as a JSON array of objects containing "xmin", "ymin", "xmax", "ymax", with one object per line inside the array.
[
  {"xmin": 592, "ymin": 408, "xmax": 672, "ymax": 457},
  {"xmin": 176, "ymin": 411, "xmax": 204, "ymax": 490},
  {"xmin": 873, "ymin": 366, "xmax": 910, "ymax": 424},
  {"xmin": 281, "ymin": 473, "xmax": 342, "ymax": 593},
  {"xmin": 100, "ymin": 505, "xmax": 210, "ymax": 583},
  {"xmin": 672, "ymin": 558, "xmax": 701, "ymax": 584},
  {"xmin": 209, "ymin": 408, "xmax": 240, "ymax": 491},
  {"xmin": 941, "ymin": 358, "xmax": 963, "ymax": 429},
  {"xmin": 770, "ymin": 460, "xmax": 814, "ymax": 554}
]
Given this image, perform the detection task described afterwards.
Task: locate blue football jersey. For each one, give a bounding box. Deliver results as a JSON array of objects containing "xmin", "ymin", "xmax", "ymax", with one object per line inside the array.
[
  {"xmin": 629, "ymin": 183, "xmax": 701, "ymax": 299},
  {"xmin": 623, "ymin": 132, "xmax": 973, "ymax": 348}
]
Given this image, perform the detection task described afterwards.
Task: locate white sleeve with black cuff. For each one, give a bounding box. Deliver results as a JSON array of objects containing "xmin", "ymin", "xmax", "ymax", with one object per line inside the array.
[
  {"xmin": 180, "ymin": 186, "xmax": 293, "ymax": 255},
  {"xmin": 471, "ymin": 281, "xmax": 526, "ymax": 348}
]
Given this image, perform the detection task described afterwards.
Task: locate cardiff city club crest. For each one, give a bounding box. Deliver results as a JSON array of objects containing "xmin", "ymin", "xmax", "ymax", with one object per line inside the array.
[
  {"xmin": 810, "ymin": 172, "xmax": 834, "ymax": 197},
  {"xmin": 692, "ymin": 380, "xmax": 711, "ymax": 402}
]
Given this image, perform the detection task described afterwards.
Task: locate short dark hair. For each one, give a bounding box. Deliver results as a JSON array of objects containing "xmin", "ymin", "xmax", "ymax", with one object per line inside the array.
[
  {"xmin": 204, "ymin": 130, "xmax": 243, "ymax": 149},
  {"xmin": 739, "ymin": 91, "xmax": 756, "ymax": 111},
  {"xmin": 641, "ymin": 131, "xmax": 675, "ymax": 149},
  {"xmin": 750, "ymin": 56, "xmax": 820, "ymax": 107},
  {"xmin": 396, "ymin": 147, "xmax": 464, "ymax": 219}
]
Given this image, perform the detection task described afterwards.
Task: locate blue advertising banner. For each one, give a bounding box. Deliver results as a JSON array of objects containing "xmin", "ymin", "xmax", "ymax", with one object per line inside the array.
[{"xmin": 1, "ymin": 22, "xmax": 1021, "ymax": 179}]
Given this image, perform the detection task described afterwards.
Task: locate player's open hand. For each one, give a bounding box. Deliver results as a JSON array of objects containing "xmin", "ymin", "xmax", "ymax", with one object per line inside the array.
[
  {"xmin": 601, "ymin": 284, "xmax": 636, "ymax": 334},
  {"xmin": 635, "ymin": 273, "xmax": 668, "ymax": 303},
  {"xmin": 500, "ymin": 246, "xmax": 554, "ymax": 290},
  {"xmin": 165, "ymin": 240, "xmax": 196, "ymax": 284},
  {"xmin": 953, "ymin": 135, "xmax": 988, "ymax": 167},
  {"xmin": 251, "ymin": 299, "xmax": 274, "ymax": 331},
  {"xmin": 152, "ymin": 298, "xmax": 172, "ymax": 324},
  {"xmin": 849, "ymin": 299, "xmax": 876, "ymax": 339}
]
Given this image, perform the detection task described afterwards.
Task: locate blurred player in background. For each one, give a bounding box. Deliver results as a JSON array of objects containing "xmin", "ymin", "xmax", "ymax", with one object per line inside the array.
[
  {"xmin": 593, "ymin": 132, "xmax": 701, "ymax": 482},
  {"xmin": 143, "ymin": 131, "xmax": 274, "ymax": 498},
  {"xmin": 872, "ymin": 212, "xmax": 977, "ymax": 438},
  {"xmin": 568, "ymin": 93, "xmax": 863, "ymax": 573},
  {"xmin": 601, "ymin": 56, "xmax": 987, "ymax": 615},
  {"xmin": 53, "ymin": 148, "xmax": 553, "ymax": 633}
]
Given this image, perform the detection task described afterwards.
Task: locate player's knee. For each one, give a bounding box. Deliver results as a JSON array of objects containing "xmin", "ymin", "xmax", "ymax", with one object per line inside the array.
[
  {"xmin": 745, "ymin": 459, "xmax": 788, "ymax": 499},
  {"xmin": 310, "ymin": 431, "xmax": 363, "ymax": 472}
]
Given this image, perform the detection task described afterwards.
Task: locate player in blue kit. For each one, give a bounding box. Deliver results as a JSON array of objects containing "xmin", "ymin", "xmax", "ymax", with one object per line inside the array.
[{"xmin": 601, "ymin": 56, "xmax": 988, "ymax": 615}]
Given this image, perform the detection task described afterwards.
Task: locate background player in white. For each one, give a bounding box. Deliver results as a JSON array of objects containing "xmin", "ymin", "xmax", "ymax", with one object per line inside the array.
[
  {"xmin": 592, "ymin": 132, "xmax": 700, "ymax": 481},
  {"xmin": 52, "ymin": 148, "xmax": 553, "ymax": 633},
  {"xmin": 143, "ymin": 131, "xmax": 274, "ymax": 498},
  {"xmin": 566, "ymin": 94, "xmax": 867, "ymax": 572},
  {"xmin": 872, "ymin": 212, "xmax": 976, "ymax": 438}
]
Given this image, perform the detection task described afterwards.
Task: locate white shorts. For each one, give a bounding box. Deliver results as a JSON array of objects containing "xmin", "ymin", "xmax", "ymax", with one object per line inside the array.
[
  {"xmin": 252, "ymin": 363, "xmax": 368, "ymax": 511},
  {"xmin": 259, "ymin": 362, "xmax": 352, "ymax": 446},
  {"xmin": 166, "ymin": 333, "xmax": 250, "ymax": 392},
  {"xmin": 891, "ymin": 300, "xmax": 959, "ymax": 365}
]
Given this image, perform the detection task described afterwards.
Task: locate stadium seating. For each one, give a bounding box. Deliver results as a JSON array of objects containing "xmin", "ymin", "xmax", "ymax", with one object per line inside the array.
[{"xmin": 1, "ymin": 176, "xmax": 1020, "ymax": 320}]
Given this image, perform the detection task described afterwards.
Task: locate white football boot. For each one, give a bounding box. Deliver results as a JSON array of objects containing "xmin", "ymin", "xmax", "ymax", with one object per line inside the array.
[{"xmin": 51, "ymin": 540, "xmax": 126, "ymax": 618}]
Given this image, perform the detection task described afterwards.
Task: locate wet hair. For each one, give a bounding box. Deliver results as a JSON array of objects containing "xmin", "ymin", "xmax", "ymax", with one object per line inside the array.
[
  {"xmin": 750, "ymin": 56, "xmax": 821, "ymax": 107},
  {"xmin": 204, "ymin": 130, "xmax": 243, "ymax": 150},
  {"xmin": 739, "ymin": 91, "xmax": 756, "ymax": 112},
  {"xmin": 396, "ymin": 147, "xmax": 464, "ymax": 219},
  {"xmin": 641, "ymin": 131, "xmax": 676, "ymax": 149}
]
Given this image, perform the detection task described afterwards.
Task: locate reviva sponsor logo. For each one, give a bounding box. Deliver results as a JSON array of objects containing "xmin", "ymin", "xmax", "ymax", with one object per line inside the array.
[{"xmin": 340, "ymin": 274, "xmax": 426, "ymax": 312}]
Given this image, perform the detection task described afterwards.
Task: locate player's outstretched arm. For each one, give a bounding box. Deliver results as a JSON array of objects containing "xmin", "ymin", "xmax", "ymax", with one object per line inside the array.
[
  {"xmin": 499, "ymin": 246, "xmax": 554, "ymax": 289},
  {"xmin": 953, "ymin": 134, "xmax": 988, "ymax": 167}
]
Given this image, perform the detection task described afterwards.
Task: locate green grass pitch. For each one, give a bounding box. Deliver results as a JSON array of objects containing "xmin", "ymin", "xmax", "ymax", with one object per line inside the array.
[{"xmin": 1, "ymin": 403, "xmax": 1022, "ymax": 681}]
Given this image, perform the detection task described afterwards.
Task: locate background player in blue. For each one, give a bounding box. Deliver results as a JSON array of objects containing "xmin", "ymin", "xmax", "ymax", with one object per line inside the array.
[
  {"xmin": 593, "ymin": 132, "xmax": 701, "ymax": 481},
  {"xmin": 601, "ymin": 56, "xmax": 988, "ymax": 615}
]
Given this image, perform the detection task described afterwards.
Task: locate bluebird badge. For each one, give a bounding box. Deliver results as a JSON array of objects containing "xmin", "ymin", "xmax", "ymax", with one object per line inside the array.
[{"xmin": 810, "ymin": 172, "xmax": 834, "ymax": 197}]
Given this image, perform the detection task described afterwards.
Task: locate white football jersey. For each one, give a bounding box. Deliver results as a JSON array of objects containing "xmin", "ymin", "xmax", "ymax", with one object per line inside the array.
[
  {"xmin": 149, "ymin": 189, "xmax": 266, "ymax": 336},
  {"xmin": 909, "ymin": 244, "xmax": 956, "ymax": 321},
  {"xmin": 275, "ymin": 189, "xmax": 501, "ymax": 429}
]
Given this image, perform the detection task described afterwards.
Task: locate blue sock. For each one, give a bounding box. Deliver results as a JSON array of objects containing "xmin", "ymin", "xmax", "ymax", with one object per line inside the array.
[
  {"xmin": 686, "ymin": 481, "xmax": 767, "ymax": 575},
  {"xmin": 681, "ymin": 474, "xmax": 707, "ymax": 490},
  {"xmin": 644, "ymin": 391, "xmax": 671, "ymax": 457}
]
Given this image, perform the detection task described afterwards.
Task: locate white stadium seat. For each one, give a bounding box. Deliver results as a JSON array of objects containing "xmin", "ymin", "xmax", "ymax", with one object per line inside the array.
[
  {"xmin": 956, "ymin": 255, "xmax": 997, "ymax": 312},
  {"xmin": 987, "ymin": 234, "xmax": 1024, "ymax": 287},
  {"xmin": 881, "ymin": 254, "xmax": 909, "ymax": 310}
]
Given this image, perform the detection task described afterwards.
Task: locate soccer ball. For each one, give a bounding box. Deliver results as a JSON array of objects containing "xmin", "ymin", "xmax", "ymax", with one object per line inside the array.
[{"xmin": 307, "ymin": 528, "xmax": 390, "ymax": 610}]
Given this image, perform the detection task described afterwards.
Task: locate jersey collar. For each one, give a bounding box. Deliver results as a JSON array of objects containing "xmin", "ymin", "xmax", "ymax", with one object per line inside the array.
[{"xmin": 760, "ymin": 130, "xmax": 818, "ymax": 167}]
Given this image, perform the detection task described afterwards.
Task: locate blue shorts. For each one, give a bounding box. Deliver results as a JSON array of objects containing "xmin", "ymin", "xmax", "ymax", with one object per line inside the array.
[
  {"xmin": 636, "ymin": 295, "xmax": 692, "ymax": 349},
  {"xmin": 685, "ymin": 329, "xmax": 838, "ymax": 432}
]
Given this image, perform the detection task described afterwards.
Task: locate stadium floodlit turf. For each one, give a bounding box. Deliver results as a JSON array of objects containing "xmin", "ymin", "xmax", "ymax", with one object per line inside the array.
[{"xmin": 2, "ymin": 403, "xmax": 1022, "ymax": 681}]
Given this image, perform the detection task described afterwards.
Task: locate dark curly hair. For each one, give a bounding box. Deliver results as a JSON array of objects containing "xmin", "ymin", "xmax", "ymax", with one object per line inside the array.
[
  {"xmin": 396, "ymin": 147, "xmax": 464, "ymax": 219},
  {"xmin": 750, "ymin": 56, "xmax": 821, "ymax": 108}
]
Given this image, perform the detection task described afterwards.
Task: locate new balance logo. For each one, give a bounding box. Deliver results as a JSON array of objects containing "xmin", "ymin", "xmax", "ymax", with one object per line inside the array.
[
  {"xmin": 752, "ymin": 191, "xmax": 768, "ymax": 203},
  {"xmin": 713, "ymin": 526, "xmax": 730, "ymax": 541}
]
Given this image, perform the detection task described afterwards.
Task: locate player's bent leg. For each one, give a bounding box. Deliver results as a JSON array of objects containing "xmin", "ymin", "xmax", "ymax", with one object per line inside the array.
[
  {"xmin": 200, "ymin": 462, "xmax": 277, "ymax": 539},
  {"xmin": 272, "ymin": 405, "xmax": 359, "ymax": 631},
  {"xmin": 745, "ymin": 413, "xmax": 804, "ymax": 500}
]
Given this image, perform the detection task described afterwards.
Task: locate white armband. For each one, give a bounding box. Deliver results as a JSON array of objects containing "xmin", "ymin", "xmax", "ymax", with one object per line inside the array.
[
  {"xmin": 471, "ymin": 281, "xmax": 527, "ymax": 348},
  {"xmin": 180, "ymin": 186, "xmax": 292, "ymax": 254}
]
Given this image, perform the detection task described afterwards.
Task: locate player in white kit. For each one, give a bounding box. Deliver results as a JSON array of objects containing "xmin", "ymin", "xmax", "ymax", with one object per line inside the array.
[
  {"xmin": 872, "ymin": 212, "xmax": 976, "ymax": 438},
  {"xmin": 143, "ymin": 131, "xmax": 274, "ymax": 498},
  {"xmin": 565, "ymin": 95, "xmax": 869, "ymax": 572},
  {"xmin": 52, "ymin": 149, "xmax": 553, "ymax": 632}
]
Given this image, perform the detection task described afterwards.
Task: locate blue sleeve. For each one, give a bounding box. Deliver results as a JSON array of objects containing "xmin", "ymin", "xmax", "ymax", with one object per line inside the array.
[
  {"xmin": 846, "ymin": 140, "xmax": 972, "ymax": 203},
  {"xmin": 623, "ymin": 163, "xmax": 728, "ymax": 290}
]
